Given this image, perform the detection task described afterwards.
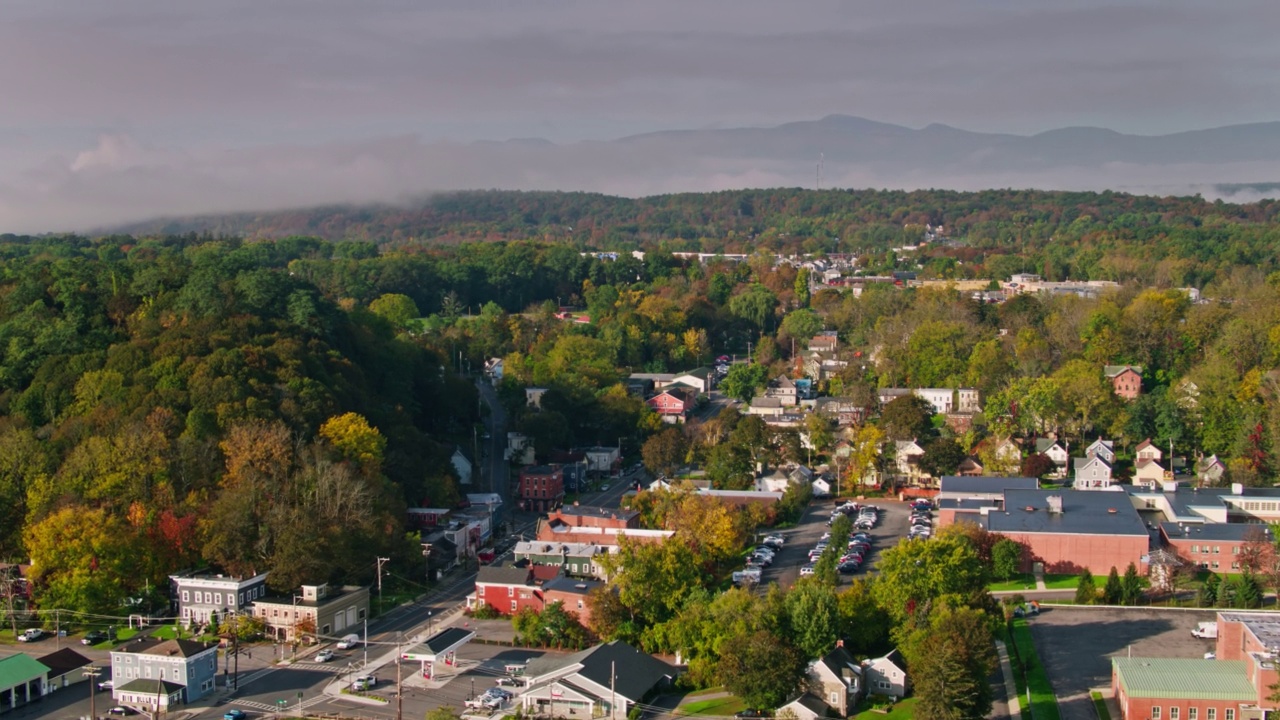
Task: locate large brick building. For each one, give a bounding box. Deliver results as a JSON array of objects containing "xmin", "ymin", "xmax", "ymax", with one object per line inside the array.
[
  {"xmin": 982, "ymin": 489, "xmax": 1151, "ymax": 576},
  {"xmin": 519, "ymin": 465, "xmax": 565, "ymax": 513},
  {"xmin": 1113, "ymin": 612, "xmax": 1280, "ymax": 720}
]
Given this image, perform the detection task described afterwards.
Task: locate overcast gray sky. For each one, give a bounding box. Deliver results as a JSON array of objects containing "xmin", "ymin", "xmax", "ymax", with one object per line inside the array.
[{"xmin": 2, "ymin": 0, "xmax": 1278, "ymax": 233}]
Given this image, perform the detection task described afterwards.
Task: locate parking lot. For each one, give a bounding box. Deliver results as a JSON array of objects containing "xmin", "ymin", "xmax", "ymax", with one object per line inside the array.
[
  {"xmin": 1026, "ymin": 606, "xmax": 1217, "ymax": 720},
  {"xmin": 753, "ymin": 497, "xmax": 916, "ymax": 588}
]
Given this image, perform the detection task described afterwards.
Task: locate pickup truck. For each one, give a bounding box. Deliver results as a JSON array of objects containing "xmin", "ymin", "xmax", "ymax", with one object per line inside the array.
[{"xmin": 17, "ymin": 628, "xmax": 45, "ymax": 642}]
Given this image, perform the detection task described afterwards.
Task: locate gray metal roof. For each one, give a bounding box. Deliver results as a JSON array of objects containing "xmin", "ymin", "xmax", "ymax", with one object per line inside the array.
[
  {"xmin": 985, "ymin": 489, "xmax": 1148, "ymax": 536},
  {"xmin": 939, "ymin": 476, "xmax": 1039, "ymax": 494},
  {"xmin": 1219, "ymin": 613, "xmax": 1280, "ymax": 652},
  {"xmin": 1160, "ymin": 522, "xmax": 1261, "ymax": 542}
]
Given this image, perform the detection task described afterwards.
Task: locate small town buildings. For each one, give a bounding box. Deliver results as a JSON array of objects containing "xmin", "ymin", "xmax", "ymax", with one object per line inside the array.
[
  {"xmin": 671, "ymin": 368, "xmax": 714, "ymax": 394},
  {"xmin": 541, "ymin": 576, "xmax": 604, "ymax": 626},
  {"xmin": 1073, "ymin": 455, "xmax": 1115, "ymax": 491},
  {"xmin": 813, "ymin": 397, "xmax": 867, "ymax": 427},
  {"xmin": 545, "ymin": 505, "xmax": 640, "ymax": 531},
  {"xmin": 1106, "ymin": 365, "xmax": 1144, "ymax": 400},
  {"xmin": 1197, "ymin": 455, "xmax": 1227, "ymax": 485},
  {"xmin": 765, "ymin": 375, "xmax": 799, "ymax": 406},
  {"xmin": 0, "ymin": 654, "xmax": 48, "ymax": 713},
  {"xmin": 863, "ymin": 650, "xmax": 909, "ymax": 699},
  {"xmin": 526, "ymin": 387, "xmax": 549, "ymax": 409},
  {"xmin": 915, "ymin": 388, "xmax": 955, "ymax": 415},
  {"xmin": 894, "ymin": 440, "xmax": 926, "ymax": 482},
  {"xmin": 1136, "ymin": 439, "xmax": 1164, "ymax": 464},
  {"xmin": 519, "ymin": 465, "xmax": 565, "ymax": 513},
  {"xmin": 518, "ymin": 641, "xmax": 675, "ymax": 720},
  {"xmin": 646, "ymin": 386, "xmax": 697, "ymax": 423},
  {"xmin": 808, "ymin": 331, "xmax": 839, "ymax": 353},
  {"xmin": 956, "ymin": 456, "xmax": 985, "ymax": 476},
  {"xmin": 36, "ymin": 648, "xmax": 91, "ymax": 690},
  {"xmin": 1086, "ymin": 438, "xmax": 1116, "ymax": 464},
  {"xmin": 747, "ymin": 396, "xmax": 785, "ymax": 417},
  {"xmin": 1132, "ymin": 459, "xmax": 1168, "ymax": 488},
  {"xmin": 579, "ymin": 447, "xmax": 621, "ymax": 475},
  {"xmin": 451, "ymin": 447, "xmax": 473, "ymax": 486},
  {"xmin": 109, "ymin": 639, "xmax": 218, "ymax": 705},
  {"xmin": 1034, "ymin": 439, "xmax": 1070, "ymax": 478},
  {"xmin": 513, "ymin": 541, "xmax": 613, "ymax": 579},
  {"xmin": 401, "ymin": 627, "xmax": 476, "ymax": 680},
  {"xmin": 169, "ymin": 570, "xmax": 269, "ymax": 629},
  {"xmin": 471, "ymin": 565, "xmax": 543, "ymax": 617},
  {"xmin": 778, "ymin": 694, "xmax": 832, "ymax": 720},
  {"xmin": 484, "ymin": 358, "xmax": 504, "ymax": 385},
  {"xmin": 251, "ymin": 584, "xmax": 369, "ymax": 643},
  {"xmin": 808, "ymin": 644, "xmax": 863, "ymax": 715},
  {"xmin": 506, "ymin": 432, "xmax": 536, "ymax": 465},
  {"xmin": 984, "ymin": 490, "xmax": 1149, "ymax": 575},
  {"xmin": 974, "ymin": 437, "xmax": 1023, "ymax": 475}
]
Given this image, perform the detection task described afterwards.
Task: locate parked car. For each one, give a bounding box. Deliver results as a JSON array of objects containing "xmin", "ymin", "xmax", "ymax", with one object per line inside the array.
[
  {"xmin": 108, "ymin": 708, "xmax": 134, "ymax": 716},
  {"xmin": 838, "ymin": 562, "xmax": 861, "ymax": 574},
  {"xmin": 82, "ymin": 630, "xmax": 110, "ymax": 645},
  {"xmin": 799, "ymin": 564, "xmax": 816, "ymax": 576},
  {"xmin": 762, "ymin": 536, "xmax": 784, "ymax": 549},
  {"xmin": 735, "ymin": 710, "xmax": 772, "ymax": 719},
  {"xmin": 98, "ymin": 680, "xmax": 115, "ymax": 691},
  {"xmin": 316, "ymin": 649, "xmax": 335, "ymax": 662},
  {"xmin": 223, "ymin": 711, "xmax": 246, "ymax": 720},
  {"xmin": 17, "ymin": 628, "xmax": 44, "ymax": 642}
]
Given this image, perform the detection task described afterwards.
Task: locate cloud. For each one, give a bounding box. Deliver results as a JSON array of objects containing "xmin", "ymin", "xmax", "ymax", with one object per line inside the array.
[{"xmin": 1, "ymin": 0, "xmax": 1279, "ymax": 231}]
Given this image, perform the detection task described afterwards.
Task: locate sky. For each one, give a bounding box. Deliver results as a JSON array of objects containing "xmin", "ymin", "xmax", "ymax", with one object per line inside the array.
[{"xmin": 2, "ymin": 0, "xmax": 1278, "ymax": 233}]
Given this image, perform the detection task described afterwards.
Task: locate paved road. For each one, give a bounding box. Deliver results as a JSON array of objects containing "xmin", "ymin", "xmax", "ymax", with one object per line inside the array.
[{"xmin": 476, "ymin": 379, "xmax": 510, "ymax": 527}]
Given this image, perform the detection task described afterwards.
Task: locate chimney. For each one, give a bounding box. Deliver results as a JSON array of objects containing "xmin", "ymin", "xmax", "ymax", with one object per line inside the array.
[
  {"xmin": 836, "ymin": 639, "xmax": 844, "ymax": 648},
  {"xmin": 1232, "ymin": 483, "xmax": 1244, "ymax": 495},
  {"xmin": 1046, "ymin": 495, "xmax": 1064, "ymax": 514}
]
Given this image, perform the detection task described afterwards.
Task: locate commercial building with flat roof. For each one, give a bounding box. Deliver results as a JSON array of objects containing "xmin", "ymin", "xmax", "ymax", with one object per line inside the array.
[{"xmin": 984, "ymin": 489, "xmax": 1150, "ymax": 575}]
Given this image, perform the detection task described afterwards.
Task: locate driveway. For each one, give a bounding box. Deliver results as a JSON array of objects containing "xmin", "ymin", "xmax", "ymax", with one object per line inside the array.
[{"xmin": 1026, "ymin": 606, "xmax": 1218, "ymax": 720}]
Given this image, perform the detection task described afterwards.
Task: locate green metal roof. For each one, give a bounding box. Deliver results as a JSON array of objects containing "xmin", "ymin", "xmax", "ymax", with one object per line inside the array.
[
  {"xmin": 1113, "ymin": 658, "xmax": 1257, "ymax": 701},
  {"xmin": 0, "ymin": 654, "xmax": 50, "ymax": 689}
]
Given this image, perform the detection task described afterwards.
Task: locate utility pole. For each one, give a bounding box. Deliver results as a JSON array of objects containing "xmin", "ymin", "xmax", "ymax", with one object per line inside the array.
[
  {"xmin": 84, "ymin": 666, "xmax": 100, "ymax": 720},
  {"xmin": 610, "ymin": 660, "xmax": 616, "ymax": 719},
  {"xmin": 396, "ymin": 635, "xmax": 403, "ymax": 720},
  {"xmin": 363, "ymin": 616, "xmax": 368, "ymax": 668},
  {"xmin": 376, "ymin": 557, "xmax": 390, "ymax": 613},
  {"xmin": 55, "ymin": 609, "xmax": 60, "ymax": 648}
]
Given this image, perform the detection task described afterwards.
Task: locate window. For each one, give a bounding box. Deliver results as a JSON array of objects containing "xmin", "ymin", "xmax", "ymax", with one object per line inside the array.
[
  {"xmin": 1152, "ymin": 708, "xmax": 1161, "ymax": 720},
  {"xmin": 508, "ymin": 587, "xmax": 515, "ymax": 597},
  {"xmin": 1192, "ymin": 546, "xmax": 1200, "ymax": 554},
  {"xmin": 877, "ymin": 681, "xmax": 891, "ymax": 690},
  {"xmin": 1208, "ymin": 709, "xmax": 1216, "ymax": 720},
  {"xmin": 1212, "ymin": 562, "xmax": 1220, "ymax": 570},
  {"xmin": 1232, "ymin": 562, "xmax": 1240, "ymax": 570},
  {"xmin": 478, "ymin": 587, "xmax": 486, "ymax": 597},
  {"xmin": 1225, "ymin": 710, "xmax": 1234, "ymax": 720},
  {"xmin": 1233, "ymin": 546, "xmax": 1240, "ymax": 555},
  {"xmin": 1215, "ymin": 547, "xmax": 1221, "ymax": 554},
  {"xmin": 1171, "ymin": 707, "xmax": 1180, "ymax": 720},
  {"xmin": 1189, "ymin": 708, "xmax": 1197, "ymax": 720},
  {"xmin": 510, "ymin": 600, "xmax": 517, "ymax": 612},
  {"xmin": 182, "ymin": 590, "xmax": 190, "ymax": 602},
  {"xmin": 829, "ymin": 692, "xmax": 839, "ymax": 704}
]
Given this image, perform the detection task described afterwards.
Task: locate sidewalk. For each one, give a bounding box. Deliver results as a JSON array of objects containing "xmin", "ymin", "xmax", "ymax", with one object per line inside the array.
[{"xmin": 994, "ymin": 639, "xmax": 1023, "ymax": 720}]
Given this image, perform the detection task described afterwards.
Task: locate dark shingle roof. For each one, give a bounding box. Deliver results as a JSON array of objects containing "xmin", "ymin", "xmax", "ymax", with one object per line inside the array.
[
  {"xmin": 117, "ymin": 678, "xmax": 185, "ymax": 695},
  {"xmin": 574, "ymin": 641, "xmax": 673, "ymax": 702},
  {"xmin": 939, "ymin": 476, "xmax": 1039, "ymax": 494},
  {"xmin": 35, "ymin": 648, "xmax": 91, "ymax": 677},
  {"xmin": 118, "ymin": 638, "xmax": 214, "ymax": 659},
  {"xmin": 1161, "ymin": 522, "xmax": 1264, "ymax": 543},
  {"xmin": 476, "ymin": 565, "xmax": 533, "ymax": 586},
  {"xmin": 985, "ymin": 490, "xmax": 1148, "ymax": 536}
]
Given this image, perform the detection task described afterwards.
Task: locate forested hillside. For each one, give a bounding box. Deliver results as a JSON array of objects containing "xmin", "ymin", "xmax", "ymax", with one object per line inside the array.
[{"xmin": 103, "ymin": 188, "xmax": 1280, "ymax": 288}]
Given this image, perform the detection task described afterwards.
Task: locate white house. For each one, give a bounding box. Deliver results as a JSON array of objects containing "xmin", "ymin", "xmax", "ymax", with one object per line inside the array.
[
  {"xmin": 1073, "ymin": 455, "xmax": 1115, "ymax": 490},
  {"xmin": 1135, "ymin": 439, "xmax": 1163, "ymax": 464},
  {"xmin": 1196, "ymin": 454, "xmax": 1226, "ymax": 485},
  {"xmin": 452, "ymin": 447, "xmax": 473, "ymax": 486},
  {"xmin": 915, "ymin": 388, "xmax": 954, "ymax": 415},
  {"xmin": 484, "ymin": 357, "xmax": 504, "ymax": 385},
  {"xmin": 1132, "ymin": 459, "xmax": 1167, "ymax": 489},
  {"xmin": 1034, "ymin": 439, "xmax": 1070, "ymax": 478},
  {"xmin": 670, "ymin": 368, "xmax": 714, "ymax": 394},
  {"xmin": 765, "ymin": 375, "xmax": 799, "ymax": 406},
  {"xmin": 862, "ymin": 649, "xmax": 909, "ymax": 699},
  {"xmin": 894, "ymin": 440, "xmax": 926, "ymax": 481},
  {"xmin": 517, "ymin": 641, "xmax": 674, "ymax": 720},
  {"xmin": 812, "ymin": 477, "xmax": 833, "ymax": 498},
  {"xmin": 526, "ymin": 387, "xmax": 549, "ymax": 409}
]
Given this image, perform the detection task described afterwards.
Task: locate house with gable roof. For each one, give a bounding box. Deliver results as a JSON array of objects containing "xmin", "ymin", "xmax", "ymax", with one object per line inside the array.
[
  {"xmin": 1074, "ymin": 454, "xmax": 1115, "ymax": 490},
  {"xmin": 1034, "ymin": 439, "xmax": 1070, "ymax": 478},
  {"xmin": 1086, "ymin": 438, "xmax": 1116, "ymax": 464},
  {"xmin": 517, "ymin": 640, "xmax": 675, "ymax": 720},
  {"xmin": 1105, "ymin": 365, "xmax": 1144, "ymax": 400},
  {"xmin": 863, "ymin": 649, "xmax": 909, "ymax": 699},
  {"xmin": 765, "ymin": 375, "xmax": 799, "ymax": 406}
]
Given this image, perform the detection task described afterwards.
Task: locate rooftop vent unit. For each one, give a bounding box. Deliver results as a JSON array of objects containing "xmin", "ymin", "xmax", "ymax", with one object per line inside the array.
[
  {"xmin": 1046, "ymin": 495, "xmax": 1064, "ymax": 514},
  {"xmin": 1108, "ymin": 508, "xmax": 1118, "ymax": 514},
  {"xmin": 1024, "ymin": 506, "xmax": 1037, "ymax": 512}
]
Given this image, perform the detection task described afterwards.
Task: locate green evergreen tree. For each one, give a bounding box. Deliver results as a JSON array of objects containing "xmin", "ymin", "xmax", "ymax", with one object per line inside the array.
[
  {"xmin": 1202, "ymin": 574, "xmax": 1221, "ymax": 607},
  {"xmin": 1236, "ymin": 573, "xmax": 1263, "ymax": 609},
  {"xmin": 1102, "ymin": 567, "xmax": 1123, "ymax": 605},
  {"xmin": 1120, "ymin": 563, "xmax": 1144, "ymax": 606},
  {"xmin": 1075, "ymin": 569, "xmax": 1097, "ymax": 605}
]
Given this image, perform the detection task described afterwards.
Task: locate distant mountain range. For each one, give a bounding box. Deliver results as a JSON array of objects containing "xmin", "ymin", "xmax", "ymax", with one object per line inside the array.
[{"xmin": 99, "ymin": 115, "xmax": 1280, "ymax": 237}]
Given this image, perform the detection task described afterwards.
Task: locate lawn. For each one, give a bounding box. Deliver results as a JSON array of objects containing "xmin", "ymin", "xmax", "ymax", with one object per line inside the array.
[
  {"xmin": 1008, "ymin": 618, "xmax": 1062, "ymax": 720},
  {"xmin": 1043, "ymin": 574, "xmax": 1080, "ymax": 590},
  {"xmin": 1091, "ymin": 691, "xmax": 1112, "ymax": 720},
  {"xmin": 990, "ymin": 574, "xmax": 1037, "ymax": 591},
  {"xmin": 852, "ymin": 697, "xmax": 917, "ymax": 720},
  {"xmin": 676, "ymin": 696, "xmax": 746, "ymax": 716}
]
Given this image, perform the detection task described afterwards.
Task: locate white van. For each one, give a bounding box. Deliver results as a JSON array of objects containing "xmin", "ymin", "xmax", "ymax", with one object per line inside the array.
[{"xmin": 336, "ymin": 634, "xmax": 361, "ymax": 649}]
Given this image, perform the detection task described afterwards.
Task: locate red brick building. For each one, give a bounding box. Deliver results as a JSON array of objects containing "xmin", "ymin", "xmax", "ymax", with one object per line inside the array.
[
  {"xmin": 1160, "ymin": 523, "xmax": 1263, "ymax": 574},
  {"xmin": 1105, "ymin": 365, "xmax": 1144, "ymax": 401},
  {"xmin": 542, "ymin": 576, "xmax": 603, "ymax": 626},
  {"xmin": 471, "ymin": 565, "xmax": 544, "ymax": 617},
  {"xmin": 519, "ymin": 465, "xmax": 565, "ymax": 513},
  {"xmin": 983, "ymin": 489, "xmax": 1150, "ymax": 576},
  {"xmin": 547, "ymin": 505, "xmax": 640, "ymax": 531},
  {"xmin": 1113, "ymin": 612, "xmax": 1280, "ymax": 720}
]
